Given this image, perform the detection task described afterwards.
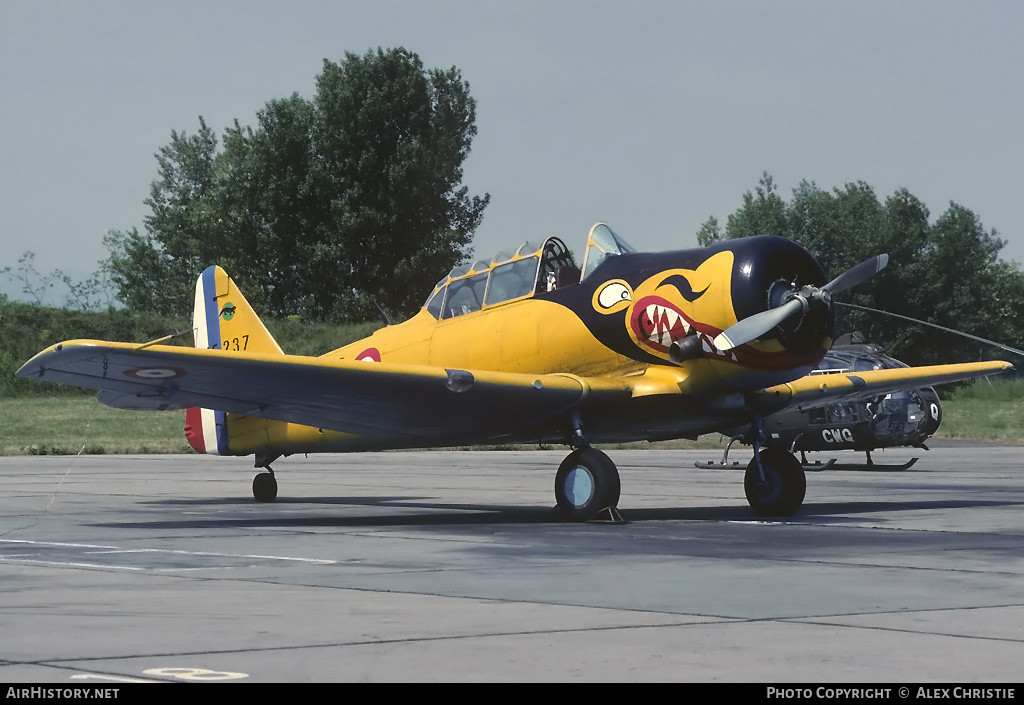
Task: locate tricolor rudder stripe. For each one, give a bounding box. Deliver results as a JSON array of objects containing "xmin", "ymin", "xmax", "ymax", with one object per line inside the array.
[
  {"xmin": 184, "ymin": 265, "xmax": 285, "ymax": 456},
  {"xmin": 199, "ymin": 265, "xmax": 223, "ymax": 350},
  {"xmin": 185, "ymin": 265, "xmax": 231, "ymax": 455},
  {"xmin": 185, "ymin": 406, "xmax": 229, "ymax": 455}
]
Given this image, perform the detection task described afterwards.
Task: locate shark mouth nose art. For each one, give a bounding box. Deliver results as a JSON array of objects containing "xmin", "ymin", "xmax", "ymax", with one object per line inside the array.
[
  {"xmin": 630, "ymin": 296, "xmax": 737, "ymax": 361},
  {"xmin": 632, "ymin": 297, "xmax": 689, "ymax": 351}
]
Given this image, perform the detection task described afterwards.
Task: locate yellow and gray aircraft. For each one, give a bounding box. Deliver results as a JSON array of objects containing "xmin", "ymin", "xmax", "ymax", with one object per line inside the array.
[{"xmin": 17, "ymin": 224, "xmax": 1011, "ymax": 520}]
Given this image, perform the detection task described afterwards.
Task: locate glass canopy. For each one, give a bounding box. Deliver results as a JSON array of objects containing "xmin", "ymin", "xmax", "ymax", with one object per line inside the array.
[
  {"xmin": 580, "ymin": 223, "xmax": 637, "ymax": 279},
  {"xmin": 423, "ymin": 223, "xmax": 638, "ymax": 319}
]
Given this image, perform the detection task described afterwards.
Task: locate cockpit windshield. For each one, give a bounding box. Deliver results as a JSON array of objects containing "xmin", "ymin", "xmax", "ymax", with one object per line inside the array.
[
  {"xmin": 422, "ymin": 236, "xmax": 580, "ymax": 319},
  {"xmin": 421, "ymin": 223, "xmax": 636, "ymax": 319},
  {"xmin": 580, "ymin": 223, "xmax": 637, "ymax": 279}
]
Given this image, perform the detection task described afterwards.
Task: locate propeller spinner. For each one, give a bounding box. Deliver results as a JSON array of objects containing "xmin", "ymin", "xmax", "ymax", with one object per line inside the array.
[{"xmin": 713, "ymin": 253, "xmax": 888, "ymax": 352}]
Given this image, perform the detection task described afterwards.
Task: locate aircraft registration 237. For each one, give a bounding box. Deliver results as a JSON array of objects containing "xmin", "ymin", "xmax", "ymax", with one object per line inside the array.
[{"xmin": 18, "ymin": 223, "xmax": 1011, "ymax": 521}]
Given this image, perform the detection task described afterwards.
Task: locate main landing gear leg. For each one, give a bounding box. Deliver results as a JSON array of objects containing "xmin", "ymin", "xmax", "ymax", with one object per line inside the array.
[
  {"xmin": 553, "ymin": 414, "xmax": 623, "ymax": 523},
  {"xmin": 743, "ymin": 414, "xmax": 806, "ymax": 517},
  {"xmin": 252, "ymin": 453, "xmax": 279, "ymax": 503}
]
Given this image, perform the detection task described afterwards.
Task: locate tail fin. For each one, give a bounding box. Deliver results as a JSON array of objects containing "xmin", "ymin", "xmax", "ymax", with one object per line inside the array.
[
  {"xmin": 191, "ymin": 265, "xmax": 282, "ymax": 354},
  {"xmin": 185, "ymin": 265, "xmax": 281, "ymax": 455}
]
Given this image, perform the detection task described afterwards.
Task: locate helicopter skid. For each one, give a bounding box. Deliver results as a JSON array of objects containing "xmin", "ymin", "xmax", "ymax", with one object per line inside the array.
[
  {"xmin": 694, "ymin": 459, "xmax": 748, "ymax": 470},
  {"xmin": 695, "ymin": 458, "xmax": 838, "ymax": 471},
  {"xmin": 825, "ymin": 457, "xmax": 920, "ymax": 472},
  {"xmin": 695, "ymin": 457, "xmax": 920, "ymax": 472}
]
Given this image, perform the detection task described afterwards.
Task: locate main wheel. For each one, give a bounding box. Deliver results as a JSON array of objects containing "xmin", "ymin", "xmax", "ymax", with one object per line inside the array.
[
  {"xmin": 554, "ymin": 447, "xmax": 621, "ymax": 522},
  {"xmin": 744, "ymin": 449, "xmax": 806, "ymax": 517},
  {"xmin": 252, "ymin": 472, "xmax": 278, "ymax": 502}
]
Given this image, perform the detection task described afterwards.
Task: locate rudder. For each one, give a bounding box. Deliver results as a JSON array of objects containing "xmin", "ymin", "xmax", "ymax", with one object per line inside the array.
[
  {"xmin": 185, "ymin": 266, "xmax": 282, "ymax": 455},
  {"xmin": 192, "ymin": 265, "xmax": 282, "ymax": 354}
]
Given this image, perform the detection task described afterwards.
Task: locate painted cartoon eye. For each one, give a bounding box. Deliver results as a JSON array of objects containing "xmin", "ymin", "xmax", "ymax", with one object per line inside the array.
[{"xmin": 597, "ymin": 281, "xmax": 631, "ymax": 309}]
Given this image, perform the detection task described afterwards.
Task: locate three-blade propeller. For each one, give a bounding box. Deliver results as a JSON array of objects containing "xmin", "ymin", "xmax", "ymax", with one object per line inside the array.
[{"xmin": 713, "ymin": 254, "xmax": 888, "ymax": 352}]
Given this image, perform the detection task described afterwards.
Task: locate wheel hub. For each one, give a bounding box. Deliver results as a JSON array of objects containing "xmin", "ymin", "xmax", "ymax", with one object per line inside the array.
[
  {"xmin": 753, "ymin": 474, "xmax": 782, "ymax": 503},
  {"xmin": 564, "ymin": 466, "xmax": 594, "ymax": 507}
]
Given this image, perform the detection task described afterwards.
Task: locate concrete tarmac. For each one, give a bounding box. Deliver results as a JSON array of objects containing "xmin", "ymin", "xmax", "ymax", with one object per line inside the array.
[{"xmin": 1, "ymin": 445, "xmax": 1022, "ymax": 683}]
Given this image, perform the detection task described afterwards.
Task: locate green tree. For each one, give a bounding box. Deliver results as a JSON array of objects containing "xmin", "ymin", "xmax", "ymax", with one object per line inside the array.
[
  {"xmin": 723, "ymin": 172, "xmax": 789, "ymax": 241},
  {"xmin": 106, "ymin": 47, "xmax": 489, "ymax": 321},
  {"xmin": 214, "ymin": 96, "xmax": 322, "ymax": 317},
  {"xmin": 898, "ymin": 203, "xmax": 1017, "ymax": 365},
  {"xmin": 695, "ymin": 216, "xmax": 721, "ymax": 247}
]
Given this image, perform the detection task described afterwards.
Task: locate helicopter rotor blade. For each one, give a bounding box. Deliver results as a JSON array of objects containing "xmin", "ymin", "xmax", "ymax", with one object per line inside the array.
[{"xmin": 837, "ymin": 302, "xmax": 1024, "ymax": 358}]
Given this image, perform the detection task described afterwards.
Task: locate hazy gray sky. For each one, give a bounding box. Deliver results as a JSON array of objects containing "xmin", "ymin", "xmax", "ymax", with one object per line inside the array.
[{"xmin": 2, "ymin": 1, "xmax": 1021, "ymax": 304}]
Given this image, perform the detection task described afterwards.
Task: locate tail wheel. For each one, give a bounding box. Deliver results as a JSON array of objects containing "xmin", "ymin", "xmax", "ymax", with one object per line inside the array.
[
  {"xmin": 555, "ymin": 447, "xmax": 620, "ymax": 522},
  {"xmin": 252, "ymin": 472, "xmax": 278, "ymax": 502},
  {"xmin": 744, "ymin": 449, "xmax": 806, "ymax": 517}
]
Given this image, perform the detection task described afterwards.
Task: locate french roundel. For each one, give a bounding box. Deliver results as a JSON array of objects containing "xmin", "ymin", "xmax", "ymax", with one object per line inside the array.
[{"xmin": 124, "ymin": 367, "xmax": 187, "ymax": 379}]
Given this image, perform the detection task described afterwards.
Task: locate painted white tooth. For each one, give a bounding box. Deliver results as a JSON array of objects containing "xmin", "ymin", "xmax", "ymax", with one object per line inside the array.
[
  {"xmin": 701, "ymin": 338, "xmax": 712, "ymax": 353},
  {"xmin": 730, "ymin": 351, "xmax": 737, "ymax": 361},
  {"xmin": 661, "ymin": 331, "xmax": 673, "ymax": 348},
  {"xmin": 646, "ymin": 304, "xmax": 657, "ymax": 323},
  {"xmin": 649, "ymin": 331, "xmax": 660, "ymax": 343}
]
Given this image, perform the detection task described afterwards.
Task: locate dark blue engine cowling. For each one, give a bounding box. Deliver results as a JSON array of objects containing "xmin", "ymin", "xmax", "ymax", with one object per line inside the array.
[
  {"xmin": 718, "ymin": 235, "xmax": 834, "ymax": 355},
  {"xmin": 541, "ymin": 233, "xmax": 835, "ymax": 367}
]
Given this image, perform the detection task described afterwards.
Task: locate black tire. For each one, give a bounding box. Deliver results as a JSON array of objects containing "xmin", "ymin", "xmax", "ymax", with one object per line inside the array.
[
  {"xmin": 744, "ymin": 449, "xmax": 806, "ymax": 517},
  {"xmin": 554, "ymin": 447, "xmax": 621, "ymax": 522},
  {"xmin": 252, "ymin": 472, "xmax": 278, "ymax": 502}
]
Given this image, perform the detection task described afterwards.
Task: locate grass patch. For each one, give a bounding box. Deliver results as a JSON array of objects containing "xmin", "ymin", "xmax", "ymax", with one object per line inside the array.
[
  {"xmin": 931, "ymin": 378, "xmax": 1024, "ymax": 442},
  {"xmin": 946, "ymin": 376, "xmax": 1024, "ymax": 402},
  {"xmin": 937, "ymin": 398, "xmax": 1024, "ymax": 441},
  {"xmin": 0, "ymin": 396, "xmax": 192, "ymax": 455}
]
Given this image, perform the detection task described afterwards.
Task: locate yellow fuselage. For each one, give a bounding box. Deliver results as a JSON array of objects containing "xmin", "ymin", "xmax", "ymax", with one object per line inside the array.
[{"xmin": 216, "ymin": 236, "xmax": 833, "ymax": 456}]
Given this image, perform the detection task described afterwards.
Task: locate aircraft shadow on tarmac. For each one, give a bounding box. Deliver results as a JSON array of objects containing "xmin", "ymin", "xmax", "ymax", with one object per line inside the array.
[{"xmin": 91, "ymin": 496, "xmax": 1024, "ymax": 530}]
